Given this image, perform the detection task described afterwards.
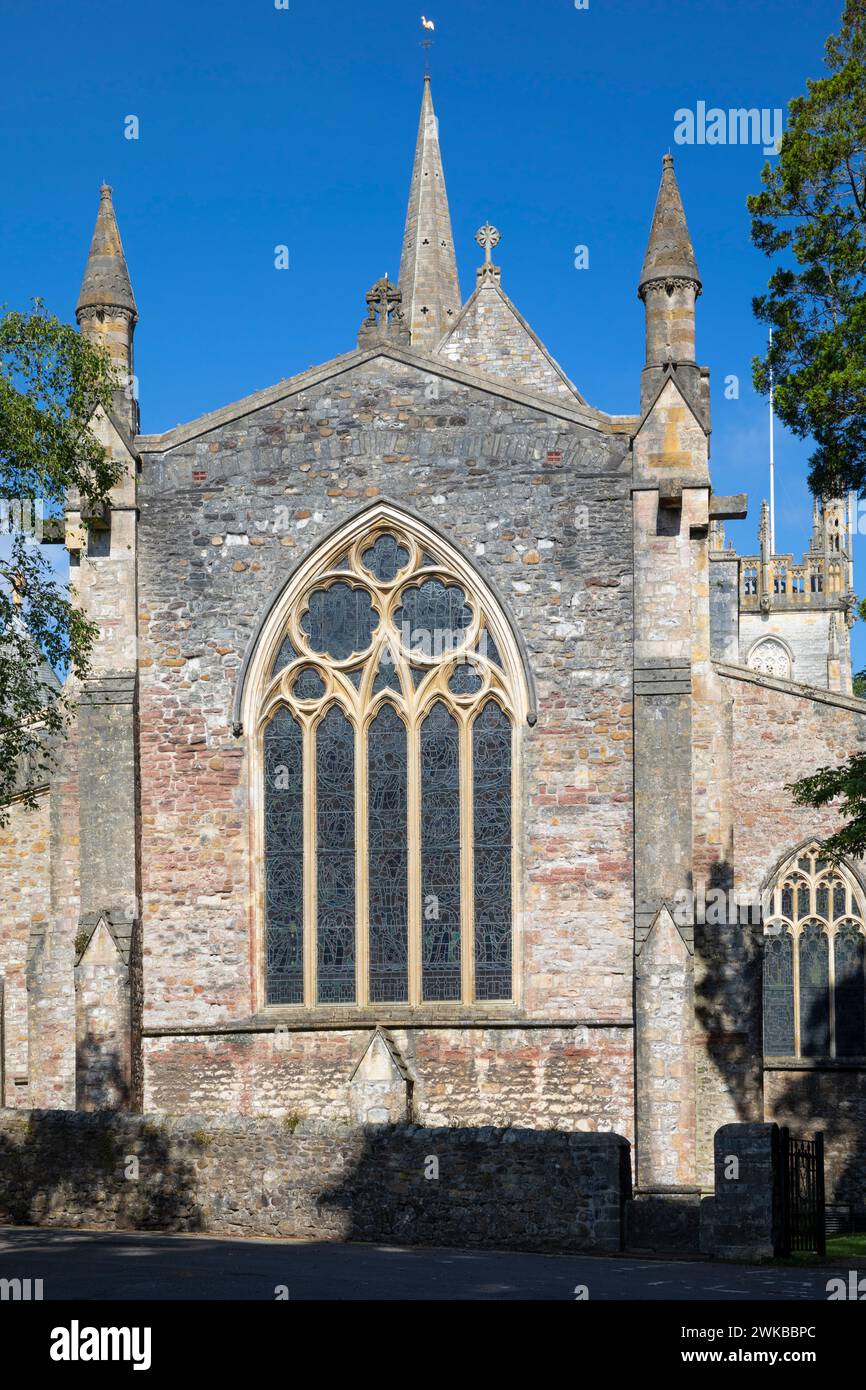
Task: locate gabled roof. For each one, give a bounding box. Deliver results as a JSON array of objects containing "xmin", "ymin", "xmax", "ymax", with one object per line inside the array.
[
  {"xmin": 136, "ymin": 343, "xmax": 636, "ymax": 454},
  {"xmin": 436, "ymin": 278, "xmax": 587, "ymax": 405}
]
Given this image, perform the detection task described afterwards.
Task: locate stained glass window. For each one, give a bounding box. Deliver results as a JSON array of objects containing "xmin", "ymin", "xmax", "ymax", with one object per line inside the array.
[
  {"xmin": 293, "ymin": 667, "xmax": 326, "ymax": 700},
  {"xmin": 395, "ymin": 579, "xmax": 472, "ymax": 659},
  {"xmin": 799, "ymin": 924, "xmax": 829, "ymax": 1057},
  {"xmin": 764, "ymin": 843, "xmax": 866, "ymax": 1059},
  {"xmin": 478, "ymin": 631, "xmax": 503, "ymax": 669},
  {"xmin": 473, "ymin": 701, "xmax": 512, "ymax": 1000},
  {"xmin": 362, "ymin": 533, "xmax": 410, "ymax": 582},
  {"xmin": 763, "ymin": 930, "xmax": 794, "ymax": 1055},
  {"xmin": 302, "ymin": 582, "xmax": 377, "ymax": 661},
  {"xmin": 421, "ymin": 702, "xmax": 462, "ymax": 1000},
  {"xmin": 259, "ymin": 517, "xmax": 522, "ymax": 1008},
  {"xmin": 835, "ymin": 922, "xmax": 866, "ymax": 1056},
  {"xmin": 449, "ymin": 663, "xmax": 483, "ymax": 695},
  {"xmin": 368, "ymin": 705, "xmax": 408, "ymax": 1002},
  {"xmin": 272, "ymin": 634, "xmax": 299, "ymax": 676},
  {"xmin": 316, "ymin": 706, "xmax": 356, "ymax": 1003},
  {"xmin": 372, "ymin": 651, "xmax": 401, "ymax": 694},
  {"xmin": 264, "ymin": 708, "xmax": 304, "ymax": 1004}
]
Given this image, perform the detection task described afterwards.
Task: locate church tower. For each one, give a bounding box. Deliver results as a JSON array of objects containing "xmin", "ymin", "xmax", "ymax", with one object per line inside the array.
[
  {"xmin": 735, "ymin": 493, "xmax": 855, "ymax": 692},
  {"xmin": 397, "ymin": 76, "xmax": 461, "ymax": 351}
]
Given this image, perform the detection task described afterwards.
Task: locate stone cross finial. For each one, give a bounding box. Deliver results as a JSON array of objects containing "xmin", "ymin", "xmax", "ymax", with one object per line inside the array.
[
  {"xmin": 358, "ymin": 275, "xmax": 410, "ymax": 347},
  {"xmin": 475, "ymin": 224, "xmax": 501, "ymax": 285},
  {"xmin": 476, "ymin": 223, "xmax": 500, "ymax": 263}
]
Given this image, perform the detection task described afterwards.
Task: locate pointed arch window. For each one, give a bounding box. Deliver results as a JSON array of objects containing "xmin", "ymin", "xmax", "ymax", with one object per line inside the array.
[
  {"xmin": 763, "ymin": 842, "xmax": 866, "ymax": 1058},
  {"xmin": 254, "ymin": 515, "xmax": 523, "ymax": 1008}
]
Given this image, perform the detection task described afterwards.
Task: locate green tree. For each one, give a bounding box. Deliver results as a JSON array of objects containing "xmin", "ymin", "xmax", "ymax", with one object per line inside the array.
[
  {"xmin": 791, "ymin": 597, "xmax": 866, "ymax": 860},
  {"xmin": 748, "ymin": 0, "xmax": 866, "ymax": 497},
  {"xmin": 789, "ymin": 756, "xmax": 866, "ymax": 861},
  {"xmin": 0, "ymin": 301, "xmax": 121, "ymax": 823}
]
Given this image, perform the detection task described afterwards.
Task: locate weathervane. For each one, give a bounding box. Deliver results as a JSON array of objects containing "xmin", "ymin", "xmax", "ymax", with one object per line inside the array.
[{"xmin": 420, "ymin": 15, "xmax": 435, "ymax": 74}]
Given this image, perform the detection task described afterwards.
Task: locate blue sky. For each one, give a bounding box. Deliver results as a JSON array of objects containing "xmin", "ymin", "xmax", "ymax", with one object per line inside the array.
[{"xmin": 1, "ymin": 0, "xmax": 857, "ymax": 660}]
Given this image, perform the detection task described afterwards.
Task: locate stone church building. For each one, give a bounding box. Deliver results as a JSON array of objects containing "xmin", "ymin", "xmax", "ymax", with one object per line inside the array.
[{"xmin": 4, "ymin": 78, "xmax": 866, "ymax": 1210}]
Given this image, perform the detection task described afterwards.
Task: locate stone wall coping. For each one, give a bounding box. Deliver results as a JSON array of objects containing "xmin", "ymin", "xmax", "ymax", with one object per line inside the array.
[
  {"xmin": 764, "ymin": 1058, "xmax": 866, "ymax": 1072},
  {"xmin": 134, "ymin": 345, "xmax": 637, "ymax": 455},
  {"xmin": 0, "ymin": 1109, "xmax": 632, "ymax": 1152},
  {"xmin": 715, "ymin": 659, "xmax": 866, "ymax": 714},
  {"xmin": 141, "ymin": 1015, "xmax": 635, "ymax": 1037}
]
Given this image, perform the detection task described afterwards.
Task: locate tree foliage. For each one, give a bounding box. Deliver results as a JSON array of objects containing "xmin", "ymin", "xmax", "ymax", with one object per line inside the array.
[
  {"xmin": 748, "ymin": 0, "xmax": 866, "ymax": 496},
  {"xmin": 0, "ymin": 301, "xmax": 121, "ymax": 822},
  {"xmin": 788, "ymin": 756, "xmax": 866, "ymax": 861}
]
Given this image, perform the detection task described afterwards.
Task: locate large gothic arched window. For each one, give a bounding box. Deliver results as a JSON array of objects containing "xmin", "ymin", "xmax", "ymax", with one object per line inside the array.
[
  {"xmin": 763, "ymin": 842, "xmax": 866, "ymax": 1058},
  {"xmin": 252, "ymin": 512, "xmax": 525, "ymax": 1009}
]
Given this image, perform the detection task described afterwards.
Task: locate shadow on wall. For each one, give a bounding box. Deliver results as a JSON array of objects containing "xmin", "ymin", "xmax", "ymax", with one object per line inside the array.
[
  {"xmin": 765, "ymin": 994, "xmax": 866, "ymax": 1213},
  {"xmin": 75, "ymin": 1028, "xmax": 130, "ymax": 1112},
  {"xmin": 315, "ymin": 1125, "xmax": 633, "ymax": 1254},
  {"xmin": 0, "ymin": 1114, "xmax": 631, "ymax": 1251},
  {"xmin": 695, "ymin": 863, "xmax": 866, "ymax": 1211},
  {"xmin": 0, "ymin": 1111, "xmax": 202, "ymax": 1231}
]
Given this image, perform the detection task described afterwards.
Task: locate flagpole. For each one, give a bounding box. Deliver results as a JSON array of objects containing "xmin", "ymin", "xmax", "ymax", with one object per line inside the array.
[{"xmin": 769, "ymin": 327, "xmax": 776, "ymax": 555}]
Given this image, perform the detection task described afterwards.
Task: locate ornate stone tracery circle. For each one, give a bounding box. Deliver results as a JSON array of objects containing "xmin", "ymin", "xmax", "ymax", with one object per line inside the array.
[{"xmin": 748, "ymin": 638, "xmax": 791, "ymax": 680}]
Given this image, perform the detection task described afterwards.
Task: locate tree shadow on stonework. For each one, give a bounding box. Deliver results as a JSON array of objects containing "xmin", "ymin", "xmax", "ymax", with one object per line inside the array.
[
  {"xmin": 75, "ymin": 1029, "xmax": 131, "ymax": 1111},
  {"xmin": 763, "ymin": 990, "xmax": 866, "ymax": 1214},
  {"xmin": 694, "ymin": 867, "xmax": 866, "ymax": 1214},
  {"xmin": 315, "ymin": 1124, "xmax": 632, "ymax": 1254},
  {"xmin": 693, "ymin": 861, "xmax": 765, "ymax": 1136},
  {"xmin": 0, "ymin": 1110, "xmax": 203, "ymax": 1232}
]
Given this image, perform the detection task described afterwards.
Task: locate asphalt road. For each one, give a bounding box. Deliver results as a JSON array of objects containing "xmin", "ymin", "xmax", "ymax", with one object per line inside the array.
[{"xmin": 0, "ymin": 1226, "xmax": 850, "ymax": 1300}]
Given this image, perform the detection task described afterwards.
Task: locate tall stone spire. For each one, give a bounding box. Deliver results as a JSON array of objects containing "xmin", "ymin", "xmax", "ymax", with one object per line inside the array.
[
  {"xmin": 638, "ymin": 154, "xmax": 703, "ymax": 418},
  {"xmin": 76, "ymin": 184, "xmax": 139, "ymax": 432},
  {"xmin": 397, "ymin": 76, "xmax": 461, "ymax": 351}
]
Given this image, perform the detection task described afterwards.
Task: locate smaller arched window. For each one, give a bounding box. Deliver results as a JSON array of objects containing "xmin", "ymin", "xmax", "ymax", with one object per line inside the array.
[
  {"xmin": 743, "ymin": 565, "xmax": 758, "ymax": 596},
  {"xmin": 748, "ymin": 638, "xmax": 791, "ymax": 680},
  {"xmin": 763, "ymin": 843, "xmax": 866, "ymax": 1058}
]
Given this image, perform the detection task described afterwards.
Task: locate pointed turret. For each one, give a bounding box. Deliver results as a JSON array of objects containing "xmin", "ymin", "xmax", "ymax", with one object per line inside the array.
[
  {"xmin": 397, "ymin": 77, "xmax": 461, "ymax": 351},
  {"xmin": 638, "ymin": 154, "xmax": 703, "ymax": 418},
  {"xmin": 76, "ymin": 184, "xmax": 139, "ymax": 432},
  {"xmin": 638, "ymin": 154, "xmax": 701, "ymax": 294}
]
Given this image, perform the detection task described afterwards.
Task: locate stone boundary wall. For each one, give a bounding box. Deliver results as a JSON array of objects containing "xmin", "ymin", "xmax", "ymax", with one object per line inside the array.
[
  {"xmin": 699, "ymin": 1122, "xmax": 779, "ymax": 1261},
  {"xmin": 0, "ymin": 1110, "xmax": 631, "ymax": 1254}
]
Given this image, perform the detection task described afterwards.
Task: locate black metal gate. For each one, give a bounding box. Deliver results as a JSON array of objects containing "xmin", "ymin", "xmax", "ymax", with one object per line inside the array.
[{"xmin": 776, "ymin": 1127, "xmax": 826, "ymax": 1257}]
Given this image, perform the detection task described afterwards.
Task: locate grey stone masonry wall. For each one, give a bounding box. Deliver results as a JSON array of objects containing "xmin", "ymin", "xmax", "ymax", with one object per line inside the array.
[
  {"xmin": 437, "ymin": 282, "xmax": 580, "ymax": 402},
  {"xmin": 0, "ymin": 1110, "xmax": 632, "ymax": 1254},
  {"xmin": 134, "ymin": 350, "xmax": 636, "ymax": 1121},
  {"xmin": 699, "ymin": 1122, "xmax": 780, "ymax": 1261},
  {"xmin": 709, "ymin": 553, "xmax": 739, "ymax": 662}
]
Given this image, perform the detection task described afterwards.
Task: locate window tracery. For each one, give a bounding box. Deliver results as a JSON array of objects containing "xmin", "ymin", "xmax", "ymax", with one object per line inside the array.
[
  {"xmin": 256, "ymin": 516, "xmax": 521, "ymax": 1007},
  {"xmin": 763, "ymin": 843, "xmax": 866, "ymax": 1058}
]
